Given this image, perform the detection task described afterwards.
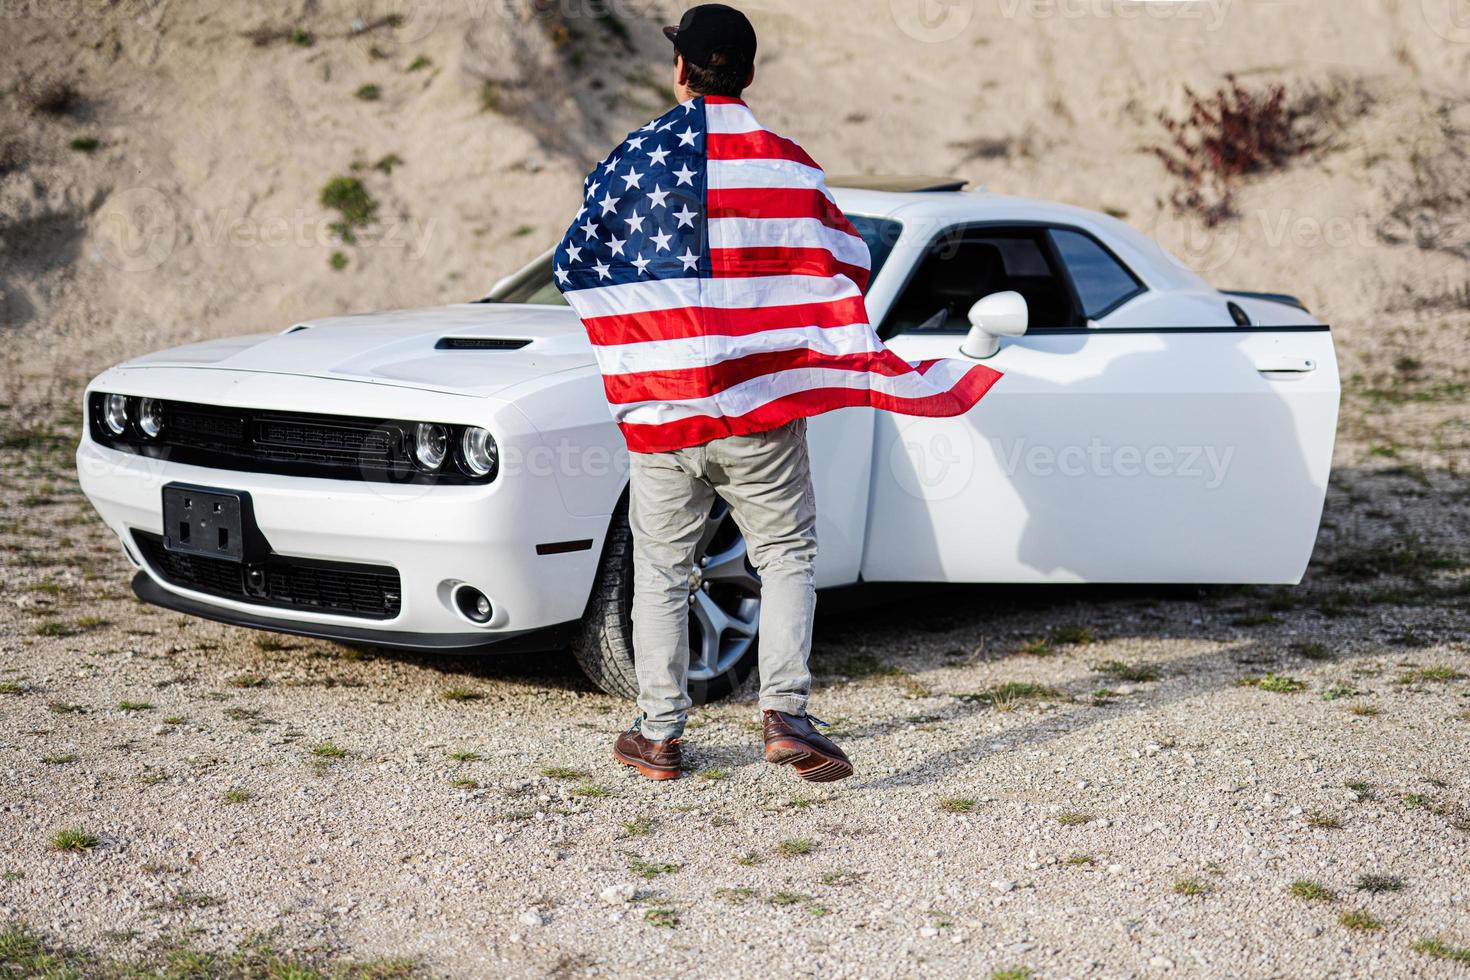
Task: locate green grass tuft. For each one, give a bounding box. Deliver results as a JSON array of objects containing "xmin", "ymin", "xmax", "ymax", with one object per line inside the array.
[
  {"xmin": 1049, "ymin": 626, "xmax": 1096, "ymax": 646},
  {"xmin": 714, "ymin": 887, "xmax": 757, "ymax": 904},
  {"xmin": 1094, "ymin": 660, "xmax": 1160, "ymax": 682},
  {"xmin": 1395, "ymin": 665, "xmax": 1464, "ymax": 685},
  {"xmin": 50, "ymin": 827, "xmax": 99, "ymax": 852},
  {"xmin": 939, "ymin": 797, "xmax": 977, "ymax": 813},
  {"xmin": 626, "ymin": 854, "xmax": 680, "ymax": 879},
  {"xmin": 222, "ymin": 789, "xmax": 252, "ymax": 804},
  {"xmin": 777, "ymin": 838, "xmax": 816, "ymax": 857},
  {"xmin": 620, "ymin": 817, "xmax": 653, "ymax": 837},
  {"xmin": 1056, "ymin": 811, "xmax": 1093, "ymax": 826},
  {"xmin": 1173, "ymin": 876, "xmax": 1210, "ymax": 896},
  {"xmin": 991, "ymin": 968, "xmax": 1033, "ymax": 980},
  {"xmin": 1307, "ymin": 811, "xmax": 1343, "ymax": 829},
  {"xmin": 309, "ymin": 740, "xmax": 348, "ymax": 759},
  {"xmin": 541, "ymin": 766, "xmax": 587, "ymax": 780},
  {"xmin": 766, "ymin": 891, "xmax": 808, "ymax": 906},
  {"xmin": 1290, "ymin": 879, "xmax": 1336, "ymax": 901},
  {"xmin": 570, "ymin": 783, "xmax": 613, "ymax": 798},
  {"xmin": 959, "ymin": 681, "xmax": 1064, "ymax": 709},
  {"xmin": 643, "ymin": 905, "xmax": 678, "ymax": 928},
  {"xmin": 1292, "ymin": 641, "xmax": 1333, "ymax": 660},
  {"xmin": 1236, "ymin": 673, "xmax": 1306, "ymax": 694},
  {"xmin": 1412, "ymin": 938, "xmax": 1470, "ymax": 963},
  {"xmin": 355, "ymin": 84, "xmax": 381, "ymax": 101},
  {"xmin": 321, "ymin": 175, "xmax": 378, "ymax": 243},
  {"xmin": 1339, "ymin": 908, "xmax": 1383, "ymax": 931}
]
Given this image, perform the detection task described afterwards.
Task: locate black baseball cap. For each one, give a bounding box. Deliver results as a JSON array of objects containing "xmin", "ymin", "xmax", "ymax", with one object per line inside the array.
[{"xmin": 663, "ymin": 4, "xmax": 757, "ymax": 69}]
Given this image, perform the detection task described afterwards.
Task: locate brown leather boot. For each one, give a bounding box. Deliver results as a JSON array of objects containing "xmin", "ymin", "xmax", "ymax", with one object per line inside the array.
[
  {"xmin": 762, "ymin": 710, "xmax": 853, "ymax": 782},
  {"xmin": 613, "ymin": 724, "xmax": 682, "ymax": 780}
]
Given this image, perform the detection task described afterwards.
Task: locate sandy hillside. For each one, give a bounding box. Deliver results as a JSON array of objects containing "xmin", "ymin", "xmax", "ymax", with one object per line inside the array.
[{"xmin": 1, "ymin": 1, "xmax": 1469, "ymax": 977}]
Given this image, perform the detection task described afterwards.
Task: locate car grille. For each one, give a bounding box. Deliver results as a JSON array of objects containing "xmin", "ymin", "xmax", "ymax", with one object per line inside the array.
[
  {"xmin": 133, "ymin": 531, "xmax": 402, "ymax": 620},
  {"xmin": 157, "ymin": 400, "xmax": 402, "ymax": 472}
]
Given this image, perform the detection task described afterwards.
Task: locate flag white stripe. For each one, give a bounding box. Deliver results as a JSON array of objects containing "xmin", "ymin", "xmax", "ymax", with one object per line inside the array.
[
  {"xmin": 708, "ymin": 157, "xmax": 833, "ymax": 199},
  {"xmin": 564, "ymin": 273, "xmax": 861, "ymax": 318},
  {"xmin": 710, "ymin": 216, "xmax": 870, "ymax": 268},
  {"xmin": 593, "ymin": 321, "xmax": 881, "ymax": 376},
  {"xmin": 705, "ymin": 102, "xmax": 763, "ymax": 134},
  {"xmin": 614, "ymin": 362, "xmax": 975, "ymax": 424}
]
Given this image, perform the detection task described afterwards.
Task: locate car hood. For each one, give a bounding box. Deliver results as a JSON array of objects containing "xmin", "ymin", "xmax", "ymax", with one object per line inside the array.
[{"xmin": 124, "ymin": 304, "xmax": 596, "ymax": 396}]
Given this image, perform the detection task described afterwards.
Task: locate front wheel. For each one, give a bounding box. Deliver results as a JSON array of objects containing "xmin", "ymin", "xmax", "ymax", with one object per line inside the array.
[{"xmin": 571, "ymin": 499, "xmax": 761, "ymax": 705}]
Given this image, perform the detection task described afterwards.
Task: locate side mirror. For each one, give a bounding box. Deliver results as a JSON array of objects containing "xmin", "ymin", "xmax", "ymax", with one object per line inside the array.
[{"xmin": 960, "ymin": 291, "xmax": 1028, "ymax": 359}]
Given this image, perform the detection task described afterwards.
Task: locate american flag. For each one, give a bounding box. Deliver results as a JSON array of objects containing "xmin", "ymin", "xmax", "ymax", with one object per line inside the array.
[{"xmin": 555, "ymin": 95, "xmax": 1003, "ymax": 454}]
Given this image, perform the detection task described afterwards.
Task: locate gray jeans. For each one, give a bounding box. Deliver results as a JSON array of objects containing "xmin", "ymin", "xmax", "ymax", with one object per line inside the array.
[{"xmin": 628, "ymin": 419, "xmax": 817, "ymax": 740}]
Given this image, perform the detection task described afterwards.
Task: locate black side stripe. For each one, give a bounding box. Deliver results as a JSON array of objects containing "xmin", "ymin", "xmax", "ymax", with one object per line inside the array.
[
  {"xmin": 1035, "ymin": 324, "xmax": 1331, "ymax": 335},
  {"xmin": 536, "ymin": 539, "xmax": 595, "ymax": 556}
]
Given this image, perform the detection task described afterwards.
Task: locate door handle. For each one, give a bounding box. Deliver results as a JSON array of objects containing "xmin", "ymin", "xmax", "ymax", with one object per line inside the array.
[{"xmin": 1256, "ymin": 356, "xmax": 1316, "ymax": 376}]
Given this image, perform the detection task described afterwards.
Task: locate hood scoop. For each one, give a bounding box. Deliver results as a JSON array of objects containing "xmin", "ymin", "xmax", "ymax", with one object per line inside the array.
[{"xmin": 435, "ymin": 337, "xmax": 532, "ymax": 351}]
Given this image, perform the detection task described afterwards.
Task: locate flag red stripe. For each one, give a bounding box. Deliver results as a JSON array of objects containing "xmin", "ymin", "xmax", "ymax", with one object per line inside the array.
[
  {"xmin": 602, "ymin": 347, "xmax": 918, "ymax": 405},
  {"xmin": 707, "ymin": 130, "xmax": 820, "ymax": 170},
  {"xmin": 707, "ymin": 187, "xmax": 857, "ymax": 237},
  {"xmin": 582, "ymin": 295, "xmax": 871, "ymax": 346},
  {"xmin": 710, "ymin": 246, "xmax": 870, "ymax": 291},
  {"xmin": 619, "ymin": 364, "xmax": 1005, "ymax": 453}
]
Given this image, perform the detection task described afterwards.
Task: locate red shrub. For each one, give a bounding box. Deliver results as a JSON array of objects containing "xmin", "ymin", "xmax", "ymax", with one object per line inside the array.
[{"xmin": 1153, "ymin": 75, "xmax": 1309, "ymax": 226}]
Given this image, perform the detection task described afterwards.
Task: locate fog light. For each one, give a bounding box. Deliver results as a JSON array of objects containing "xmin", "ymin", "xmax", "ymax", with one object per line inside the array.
[
  {"xmin": 138, "ymin": 398, "xmax": 164, "ymax": 439},
  {"xmin": 460, "ymin": 426, "xmax": 498, "ymax": 478},
  {"xmin": 103, "ymin": 393, "xmax": 129, "ymax": 435},
  {"xmin": 413, "ymin": 422, "xmax": 448, "ymax": 471},
  {"xmin": 454, "ymin": 585, "xmax": 493, "ymax": 624}
]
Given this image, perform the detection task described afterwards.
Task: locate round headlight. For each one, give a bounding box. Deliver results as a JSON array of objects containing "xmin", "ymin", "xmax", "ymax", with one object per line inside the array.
[
  {"xmin": 138, "ymin": 398, "xmax": 164, "ymax": 439},
  {"xmin": 461, "ymin": 427, "xmax": 498, "ymax": 478},
  {"xmin": 413, "ymin": 422, "xmax": 448, "ymax": 471},
  {"xmin": 103, "ymin": 394, "xmax": 129, "ymax": 435}
]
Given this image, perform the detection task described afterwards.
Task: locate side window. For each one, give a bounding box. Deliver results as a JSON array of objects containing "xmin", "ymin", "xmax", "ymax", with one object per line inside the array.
[
  {"xmin": 844, "ymin": 214, "xmax": 903, "ymax": 288},
  {"xmin": 1049, "ymin": 228, "xmax": 1143, "ymax": 319},
  {"xmin": 881, "ymin": 226, "xmax": 1082, "ymax": 335}
]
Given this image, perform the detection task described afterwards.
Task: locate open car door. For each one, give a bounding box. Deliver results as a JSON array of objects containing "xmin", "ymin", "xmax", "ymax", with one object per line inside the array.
[{"xmin": 859, "ymin": 223, "xmax": 1339, "ymax": 585}]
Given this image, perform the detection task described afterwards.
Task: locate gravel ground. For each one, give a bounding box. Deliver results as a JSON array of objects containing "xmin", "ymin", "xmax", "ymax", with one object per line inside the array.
[{"xmin": 2, "ymin": 398, "xmax": 1468, "ymax": 978}]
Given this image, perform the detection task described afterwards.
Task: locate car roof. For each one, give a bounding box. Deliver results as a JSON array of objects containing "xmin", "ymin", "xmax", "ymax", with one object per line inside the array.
[{"xmin": 828, "ymin": 187, "xmax": 1209, "ymax": 292}]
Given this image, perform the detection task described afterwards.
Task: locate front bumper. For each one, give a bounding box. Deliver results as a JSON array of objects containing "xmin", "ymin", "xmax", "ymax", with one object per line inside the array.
[
  {"xmin": 131, "ymin": 572, "xmax": 577, "ymax": 652},
  {"xmin": 78, "ymin": 435, "xmax": 609, "ymax": 645}
]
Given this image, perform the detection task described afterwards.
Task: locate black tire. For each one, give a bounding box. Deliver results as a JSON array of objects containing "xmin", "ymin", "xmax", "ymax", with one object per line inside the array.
[{"xmin": 571, "ymin": 499, "xmax": 760, "ymax": 705}]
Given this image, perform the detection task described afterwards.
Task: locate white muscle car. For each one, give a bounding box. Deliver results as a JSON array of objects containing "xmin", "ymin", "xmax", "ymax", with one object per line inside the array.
[{"xmin": 76, "ymin": 178, "xmax": 1339, "ymax": 702}]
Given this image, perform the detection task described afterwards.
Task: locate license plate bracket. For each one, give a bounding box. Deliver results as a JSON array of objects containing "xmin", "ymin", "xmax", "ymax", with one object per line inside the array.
[{"xmin": 162, "ymin": 484, "xmax": 257, "ymax": 563}]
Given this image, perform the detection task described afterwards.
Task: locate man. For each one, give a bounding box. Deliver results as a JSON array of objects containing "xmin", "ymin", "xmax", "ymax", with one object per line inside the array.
[{"xmin": 554, "ymin": 4, "xmax": 1001, "ymax": 782}]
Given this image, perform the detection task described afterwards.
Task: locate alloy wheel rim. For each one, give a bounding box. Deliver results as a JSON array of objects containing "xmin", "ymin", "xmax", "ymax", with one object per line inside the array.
[{"xmin": 686, "ymin": 500, "xmax": 760, "ymax": 682}]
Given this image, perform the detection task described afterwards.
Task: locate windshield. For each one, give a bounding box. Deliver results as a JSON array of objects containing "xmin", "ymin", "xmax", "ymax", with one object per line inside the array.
[{"xmin": 483, "ymin": 213, "xmax": 904, "ymax": 305}]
